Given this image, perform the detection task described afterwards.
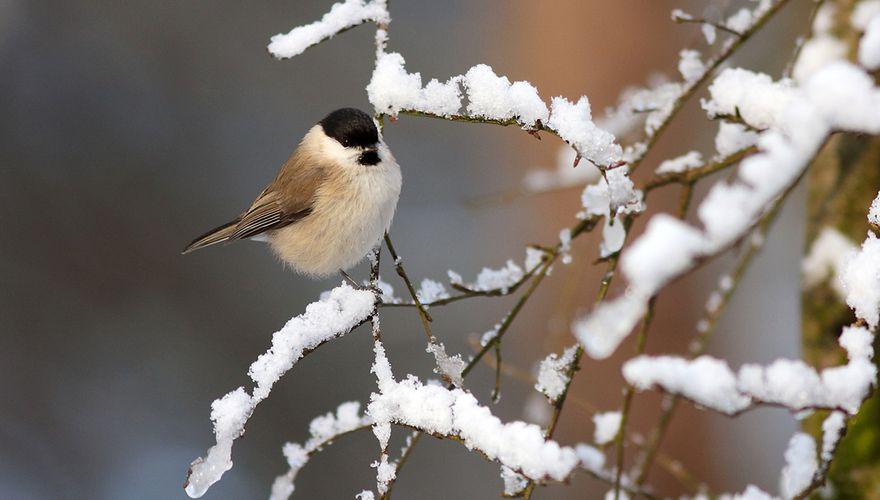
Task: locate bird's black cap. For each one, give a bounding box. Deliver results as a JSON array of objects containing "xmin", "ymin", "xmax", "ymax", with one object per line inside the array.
[{"xmin": 319, "ymin": 108, "xmax": 379, "ymax": 149}]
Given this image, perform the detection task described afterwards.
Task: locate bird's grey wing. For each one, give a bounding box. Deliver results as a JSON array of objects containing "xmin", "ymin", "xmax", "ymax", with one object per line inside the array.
[{"xmin": 228, "ymin": 156, "xmax": 325, "ymax": 241}]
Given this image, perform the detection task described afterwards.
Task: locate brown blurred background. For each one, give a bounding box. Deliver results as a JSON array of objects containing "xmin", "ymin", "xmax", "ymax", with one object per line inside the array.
[{"xmin": 0, "ymin": 1, "xmax": 812, "ymax": 498}]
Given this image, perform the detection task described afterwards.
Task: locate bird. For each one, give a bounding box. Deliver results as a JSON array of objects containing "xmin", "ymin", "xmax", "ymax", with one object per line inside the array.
[{"xmin": 183, "ymin": 108, "xmax": 402, "ymax": 280}]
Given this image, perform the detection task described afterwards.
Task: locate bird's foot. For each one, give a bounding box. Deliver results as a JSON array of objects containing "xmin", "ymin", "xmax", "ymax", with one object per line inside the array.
[{"xmin": 339, "ymin": 269, "xmax": 382, "ymax": 295}]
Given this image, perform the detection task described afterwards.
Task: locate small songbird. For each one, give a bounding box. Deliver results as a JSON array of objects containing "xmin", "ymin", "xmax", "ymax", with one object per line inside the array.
[{"xmin": 183, "ymin": 108, "xmax": 402, "ymax": 278}]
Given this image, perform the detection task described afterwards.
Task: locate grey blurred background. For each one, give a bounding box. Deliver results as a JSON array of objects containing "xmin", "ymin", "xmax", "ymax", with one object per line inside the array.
[{"xmin": 0, "ymin": 1, "xmax": 811, "ymax": 499}]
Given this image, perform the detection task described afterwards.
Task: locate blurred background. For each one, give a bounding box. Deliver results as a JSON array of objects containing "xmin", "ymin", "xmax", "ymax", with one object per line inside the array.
[{"xmin": 0, "ymin": 0, "xmax": 814, "ymax": 498}]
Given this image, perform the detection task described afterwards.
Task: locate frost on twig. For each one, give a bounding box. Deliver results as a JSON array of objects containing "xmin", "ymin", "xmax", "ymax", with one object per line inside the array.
[
  {"xmin": 780, "ymin": 433, "xmax": 818, "ymax": 500},
  {"xmin": 269, "ymin": 402, "xmax": 372, "ymax": 500},
  {"xmin": 534, "ymin": 346, "xmax": 578, "ymax": 402},
  {"xmin": 592, "ymin": 411, "xmax": 622, "ymax": 446},
  {"xmin": 367, "ymin": 342, "xmax": 580, "ymax": 483},
  {"xmin": 801, "ymin": 227, "xmax": 856, "ymax": 299},
  {"xmin": 576, "ymin": 59, "xmax": 880, "ymax": 360},
  {"xmin": 622, "ymin": 325, "xmax": 876, "ymax": 417},
  {"xmin": 184, "ymin": 285, "xmax": 375, "ymax": 498},
  {"xmin": 268, "ymin": 0, "xmax": 389, "ymax": 59},
  {"xmin": 366, "ymin": 52, "xmax": 623, "ymax": 167},
  {"xmin": 449, "ymin": 247, "xmax": 546, "ymax": 294},
  {"xmin": 426, "ymin": 339, "xmax": 465, "ymax": 388}
]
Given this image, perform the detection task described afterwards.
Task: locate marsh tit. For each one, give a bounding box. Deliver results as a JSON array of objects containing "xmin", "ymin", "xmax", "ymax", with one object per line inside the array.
[{"xmin": 183, "ymin": 108, "xmax": 402, "ymax": 278}]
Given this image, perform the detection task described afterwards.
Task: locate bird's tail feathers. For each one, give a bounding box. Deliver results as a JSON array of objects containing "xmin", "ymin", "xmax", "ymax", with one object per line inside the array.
[{"xmin": 182, "ymin": 220, "xmax": 238, "ymax": 254}]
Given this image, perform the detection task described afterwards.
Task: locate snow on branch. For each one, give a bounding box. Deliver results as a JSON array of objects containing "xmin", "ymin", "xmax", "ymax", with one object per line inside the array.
[
  {"xmin": 184, "ymin": 285, "xmax": 376, "ymax": 498},
  {"xmin": 366, "ymin": 52, "xmax": 623, "ymax": 167},
  {"xmin": 575, "ymin": 59, "xmax": 880, "ymax": 360},
  {"xmin": 269, "ymin": 402, "xmax": 372, "ymax": 500},
  {"xmin": 622, "ymin": 325, "xmax": 876, "ymax": 417},
  {"xmin": 268, "ymin": 0, "xmax": 389, "ymax": 59},
  {"xmin": 366, "ymin": 342, "xmax": 580, "ymax": 483}
]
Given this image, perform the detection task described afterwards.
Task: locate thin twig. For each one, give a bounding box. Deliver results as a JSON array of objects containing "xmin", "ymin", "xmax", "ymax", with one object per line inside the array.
[
  {"xmin": 628, "ymin": 0, "xmax": 792, "ymax": 174},
  {"xmin": 643, "ymin": 146, "xmax": 756, "ymax": 192},
  {"xmin": 462, "ymin": 255, "xmax": 556, "ymax": 377},
  {"xmin": 673, "ymin": 17, "xmax": 744, "ymax": 38},
  {"xmin": 613, "ymin": 298, "xmax": 658, "ymax": 500},
  {"xmin": 383, "ymin": 233, "xmax": 433, "ymax": 339},
  {"xmin": 631, "ymin": 149, "xmax": 822, "ymax": 484}
]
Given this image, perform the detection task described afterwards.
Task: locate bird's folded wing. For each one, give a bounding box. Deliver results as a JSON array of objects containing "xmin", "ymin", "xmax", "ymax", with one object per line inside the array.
[{"xmin": 229, "ymin": 155, "xmax": 327, "ymax": 241}]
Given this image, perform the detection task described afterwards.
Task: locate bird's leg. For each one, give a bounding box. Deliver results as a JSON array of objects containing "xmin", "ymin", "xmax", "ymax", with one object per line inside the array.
[
  {"xmin": 339, "ymin": 268, "xmax": 383, "ymax": 296},
  {"xmin": 339, "ymin": 269, "xmax": 362, "ymax": 289}
]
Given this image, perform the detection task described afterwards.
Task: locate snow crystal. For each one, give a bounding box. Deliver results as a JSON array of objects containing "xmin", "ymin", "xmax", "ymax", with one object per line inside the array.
[
  {"xmin": 463, "ymin": 65, "xmax": 549, "ymax": 127},
  {"xmin": 718, "ymin": 485, "xmax": 775, "ymax": 500},
  {"xmin": 820, "ymin": 411, "xmax": 846, "ymax": 462},
  {"xmin": 632, "ymin": 80, "xmax": 684, "ymax": 136},
  {"xmin": 719, "ymin": 274, "xmax": 734, "ymax": 292},
  {"xmin": 803, "ymin": 61, "xmax": 880, "ymax": 134},
  {"xmin": 592, "ymin": 411, "xmax": 622, "ymax": 445},
  {"xmin": 621, "ymin": 214, "xmax": 707, "ymax": 295},
  {"xmin": 626, "ymin": 321, "xmax": 875, "ymax": 416},
  {"xmin": 623, "ymin": 355, "xmax": 751, "ymax": 414},
  {"xmin": 575, "ymin": 443, "xmax": 606, "ymax": 473},
  {"xmin": 455, "ymin": 259, "xmax": 525, "ymax": 293},
  {"xmin": 737, "ymin": 351, "xmax": 875, "ymax": 415},
  {"xmin": 853, "ymin": 1, "xmax": 880, "ymax": 30},
  {"xmin": 715, "ymin": 122, "xmax": 758, "ymax": 158},
  {"xmin": 559, "ymin": 228, "xmax": 573, "ymax": 264},
  {"xmin": 839, "ymin": 325, "xmax": 874, "ymax": 360},
  {"xmin": 670, "ymin": 9, "xmax": 693, "ymax": 22},
  {"xmin": 779, "ymin": 433, "xmax": 817, "ymax": 500},
  {"xmin": 859, "ymin": 16, "xmax": 880, "ymax": 70},
  {"xmin": 270, "ymin": 401, "xmax": 371, "ymax": 500},
  {"xmin": 309, "ymin": 402, "xmax": 368, "ymax": 447},
  {"xmin": 841, "ymin": 233, "xmax": 880, "ymax": 328},
  {"xmin": 678, "ymin": 50, "xmax": 705, "ymax": 84},
  {"xmin": 574, "ymin": 291, "xmax": 648, "ymax": 360},
  {"xmin": 600, "ymin": 215, "xmax": 627, "ymax": 258},
  {"xmin": 535, "ymin": 346, "xmax": 578, "ymax": 401},
  {"xmin": 367, "ymin": 373, "xmax": 580, "ymax": 481},
  {"xmin": 368, "ymin": 57, "xmax": 571, "ymax": 130},
  {"xmin": 801, "ymin": 227, "xmax": 855, "ymax": 298},
  {"xmin": 355, "ymin": 491, "xmax": 375, "ymax": 500},
  {"xmin": 416, "ymin": 279, "xmax": 449, "ymax": 304},
  {"xmin": 584, "ymin": 60, "xmax": 870, "ymax": 359},
  {"xmin": 725, "ymin": 8, "xmax": 752, "ymax": 33},
  {"xmin": 367, "ymin": 52, "xmax": 462, "ymax": 117},
  {"xmin": 870, "ymin": 192, "xmax": 880, "ymax": 226},
  {"xmin": 793, "ymin": 35, "xmax": 847, "ymax": 83},
  {"xmin": 547, "ymin": 96, "xmax": 623, "ymax": 167},
  {"xmin": 655, "ymin": 150, "xmax": 703, "ymax": 175},
  {"xmin": 702, "ymin": 23, "xmax": 717, "ymax": 45},
  {"xmin": 371, "ymin": 454, "xmax": 396, "ymax": 494},
  {"xmin": 523, "ymin": 146, "xmax": 601, "ymax": 192},
  {"xmin": 186, "ymin": 285, "xmax": 375, "ymax": 498},
  {"xmin": 426, "ymin": 340, "xmax": 465, "ymax": 387},
  {"xmin": 268, "ymin": 0, "xmax": 389, "ymax": 59},
  {"xmin": 702, "ymin": 68, "xmax": 795, "ymax": 130},
  {"xmin": 500, "ymin": 466, "xmax": 528, "ymax": 496},
  {"xmin": 581, "ymin": 167, "xmax": 642, "ymax": 221},
  {"xmin": 524, "ymin": 247, "xmax": 545, "ymax": 273},
  {"xmin": 480, "ymin": 324, "xmax": 501, "ymax": 347},
  {"xmin": 604, "ymin": 489, "xmax": 630, "ymax": 500},
  {"xmin": 376, "ymin": 277, "xmax": 401, "ymax": 304}
]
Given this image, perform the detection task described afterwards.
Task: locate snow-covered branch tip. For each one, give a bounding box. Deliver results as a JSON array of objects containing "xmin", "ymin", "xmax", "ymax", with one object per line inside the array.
[
  {"xmin": 268, "ymin": 0, "xmax": 389, "ymax": 59},
  {"xmin": 270, "ymin": 402, "xmax": 372, "ymax": 500},
  {"xmin": 367, "ymin": 341, "xmax": 580, "ymax": 485},
  {"xmin": 184, "ymin": 285, "xmax": 376, "ymax": 498}
]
